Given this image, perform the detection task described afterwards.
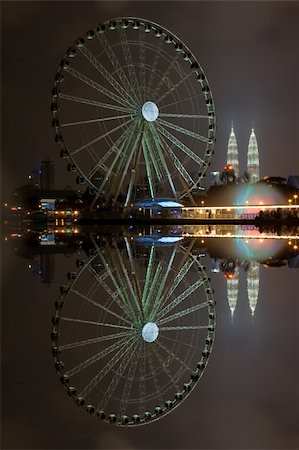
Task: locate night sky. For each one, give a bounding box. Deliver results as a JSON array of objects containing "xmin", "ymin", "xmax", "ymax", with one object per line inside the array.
[{"xmin": 1, "ymin": 2, "xmax": 299, "ymax": 449}]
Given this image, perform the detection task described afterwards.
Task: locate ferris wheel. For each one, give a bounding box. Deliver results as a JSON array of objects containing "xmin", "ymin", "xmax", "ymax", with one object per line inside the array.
[
  {"xmin": 51, "ymin": 18, "xmax": 216, "ymax": 207},
  {"xmin": 51, "ymin": 236, "xmax": 216, "ymax": 426}
]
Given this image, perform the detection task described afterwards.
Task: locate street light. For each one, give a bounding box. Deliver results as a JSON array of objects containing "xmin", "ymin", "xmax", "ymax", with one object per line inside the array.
[{"xmin": 293, "ymin": 194, "xmax": 298, "ymax": 205}]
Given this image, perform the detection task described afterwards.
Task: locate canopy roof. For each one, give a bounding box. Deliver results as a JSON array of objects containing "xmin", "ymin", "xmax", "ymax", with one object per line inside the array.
[{"xmin": 134, "ymin": 198, "xmax": 183, "ymax": 209}]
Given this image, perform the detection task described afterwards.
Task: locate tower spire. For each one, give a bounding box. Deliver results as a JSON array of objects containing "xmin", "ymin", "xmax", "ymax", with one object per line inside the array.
[
  {"xmin": 247, "ymin": 261, "xmax": 260, "ymax": 317},
  {"xmin": 247, "ymin": 127, "xmax": 259, "ymax": 183},
  {"xmin": 227, "ymin": 122, "xmax": 239, "ymax": 177}
]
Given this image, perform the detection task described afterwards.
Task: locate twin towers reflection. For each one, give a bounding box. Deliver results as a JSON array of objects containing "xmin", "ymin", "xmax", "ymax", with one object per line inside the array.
[{"xmin": 48, "ymin": 225, "xmax": 298, "ymax": 426}]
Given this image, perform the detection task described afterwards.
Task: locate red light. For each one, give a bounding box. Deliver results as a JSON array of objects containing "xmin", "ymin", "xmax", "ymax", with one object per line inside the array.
[{"xmin": 224, "ymin": 273, "xmax": 234, "ymax": 279}]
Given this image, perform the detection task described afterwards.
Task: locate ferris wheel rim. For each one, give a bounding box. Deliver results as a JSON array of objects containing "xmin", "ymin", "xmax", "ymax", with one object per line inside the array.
[
  {"xmin": 51, "ymin": 237, "xmax": 216, "ymax": 426},
  {"xmin": 52, "ymin": 17, "xmax": 216, "ymax": 206}
]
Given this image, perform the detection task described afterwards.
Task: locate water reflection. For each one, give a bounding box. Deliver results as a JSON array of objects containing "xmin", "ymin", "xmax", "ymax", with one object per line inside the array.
[
  {"xmin": 3, "ymin": 224, "xmax": 298, "ymax": 426},
  {"xmin": 51, "ymin": 235, "xmax": 215, "ymax": 426}
]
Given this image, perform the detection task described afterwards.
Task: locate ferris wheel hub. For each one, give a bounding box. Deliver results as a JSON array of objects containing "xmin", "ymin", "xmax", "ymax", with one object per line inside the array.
[
  {"xmin": 142, "ymin": 322, "xmax": 159, "ymax": 343},
  {"xmin": 142, "ymin": 101, "xmax": 159, "ymax": 122}
]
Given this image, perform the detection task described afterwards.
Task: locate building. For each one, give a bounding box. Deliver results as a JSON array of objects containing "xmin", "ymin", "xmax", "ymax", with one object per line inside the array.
[
  {"xmin": 40, "ymin": 159, "xmax": 55, "ymax": 190},
  {"xmin": 225, "ymin": 125, "xmax": 260, "ymax": 183},
  {"xmin": 226, "ymin": 267, "xmax": 239, "ymax": 319},
  {"xmin": 227, "ymin": 123, "xmax": 239, "ymax": 177},
  {"xmin": 247, "ymin": 261, "xmax": 260, "ymax": 316},
  {"xmin": 247, "ymin": 129, "xmax": 260, "ymax": 183}
]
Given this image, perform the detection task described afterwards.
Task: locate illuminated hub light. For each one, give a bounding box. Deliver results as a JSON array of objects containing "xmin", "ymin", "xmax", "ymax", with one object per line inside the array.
[
  {"xmin": 142, "ymin": 322, "xmax": 159, "ymax": 343},
  {"xmin": 141, "ymin": 101, "xmax": 159, "ymax": 122}
]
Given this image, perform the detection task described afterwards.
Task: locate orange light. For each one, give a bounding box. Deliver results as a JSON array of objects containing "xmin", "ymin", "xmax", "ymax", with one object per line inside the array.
[
  {"xmin": 294, "ymin": 245, "xmax": 298, "ymax": 250},
  {"xmin": 225, "ymin": 273, "xmax": 234, "ymax": 279}
]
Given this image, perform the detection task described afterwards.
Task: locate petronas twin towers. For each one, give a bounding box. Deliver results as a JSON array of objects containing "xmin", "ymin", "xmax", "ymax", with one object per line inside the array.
[
  {"xmin": 227, "ymin": 123, "xmax": 260, "ymax": 182},
  {"xmin": 227, "ymin": 262, "xmax": 260, "ymax": 320}
]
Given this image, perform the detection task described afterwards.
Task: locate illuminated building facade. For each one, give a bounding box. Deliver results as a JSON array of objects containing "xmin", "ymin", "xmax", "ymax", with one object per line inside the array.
[
  {"xmin": 247, "ymin": 129, "xmax": 260, "ymax": 183},
  {"xmin": 225, "ymin": 125, "xmax": 260, "ymax": 183},
  {"xmin": 227, "ymin": 124, "xmax": 239, "ymax": 177},
  {"xmin": 226, "ymin": 267, "xmax": 239, "ymax": 319},
  {"xmin": 247, "ymin": 261, "xmax": 260, "ymax": 316}
]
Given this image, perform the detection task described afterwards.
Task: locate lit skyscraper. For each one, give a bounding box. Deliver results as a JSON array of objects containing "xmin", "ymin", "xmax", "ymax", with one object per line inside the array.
[
  {"xmin": 227, "ymin": 267, "xmax": 239, "ymax": 320},
  {"xmin": 247, "ymin": 261, "xmax": 260, "ymax": 316},
  {"xmin": 247, "ymin": 128, "xmax": 259, "ymax": 183},
  {"xmin": 227, "ymin": 123, "xmax": 239, "ymax": 176}
]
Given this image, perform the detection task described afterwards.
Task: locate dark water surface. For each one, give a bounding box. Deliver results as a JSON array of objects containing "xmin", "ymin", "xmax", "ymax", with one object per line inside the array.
[{"xmin": 2, "ymin": 226, "xmax": 298, "ymax": 449}]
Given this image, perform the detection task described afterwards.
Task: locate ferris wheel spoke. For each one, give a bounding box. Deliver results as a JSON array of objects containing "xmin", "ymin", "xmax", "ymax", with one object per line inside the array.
[
  {"xmin": 65, "ymin": 334, "xmax": 133, "ymax": 378},
  {"xmin": 93, "ymin": 120, "xmax": 139, "ymax": 204},
  {"xmin": 60, "ymin": 316, "xmax": 131, "ymax": 330},
  {"xmin": 143, "ymin": 262, "xmax": 163, "ymax": 318},
  {"xmin": 139, "ymin": 341, "xmax": 147, "ymax": 416},
  {"xmin": 96, "ymin": 249, "xmax": 140, "ymax": 325},
  {"xmin": 154, "ymin": 339, "xmax": 193, "ymax": 373},
  {"xmin": 152, "ymin": 52, "xmax": 182, "ymax": 101},
  {"xmin": 151, "ymin": 126, "xmax": 195, "ymax": 186},
  {"xmin": 87, "ymin": 265, "xmax": 133, "ymax": 322},
  {"xmin": 147, "ymin": 346, "xmax": 164, "ymax": 407},
  {"xmin": 124, "ymin": 237, "xmax": 145, "ymax": 305},
  {"xmin": 143, "ymin": 129, "xmax": 163, "ymax": 182},
  {"xmin": 158, "ymin": 118, "xmax": 210, "ymax": 145},
  {"xmin": 123, "ymin": 121, "xmax": 147, "ymax": 207},
  {"xmin": 160, "ymin": 325, "xmax": 209, "ymax": 332},
  {"xmin": 120, "ymin": 29, "xmax": 143, "ymax": 103},
  {"xmin": 141, "ymin": 245, "xmax": 155, "ymax": 308},
  {"xmin": 59, "ymin": 330, "xmax": 131, "ymax": 351},
  {"xmin": 108, "ymin": 123, "xmax": 139, "ymax": 191},
  {"xmin": 71, "ymin": 118, "xmax": 132, "ymax": 156},
  {"xmin": 78, "ymin": 45, "xmax": 139, "ymax": 109},
  {"xmin": 70, "ymin": 287, "xmax": 131, "ymax": 325},
  {"xmin": 156, "ymin": 277, "xmax": 206, "ymax": 321},
  {"xmin": 60, "ymin": 114, "xmax": 132, "ymax": 128},
  {"xmin": 156, "ymin": 258, "xmax": 195, "ymax": 314},
  {"xmin": 142, "ymin": 136, "xmax": 156, "ymax": 198},
  {"xmin": 158, "ymin": 300, "xmax": 210, "ymax": 326},
  {"xmin": 156, "ymin": 72, "xmax": 193, "ymax": 104},
  {"xmin": 146, "ymin": 37, "xmax": 164, "ymax": 95},
  {"xmin": 147, "ymin": 124, "xmax": 177, "ymax": 197},
  {"xmin": 87, "ymin": 126, "xmax": 130, "ymax": 180},
  {"xmin": 151, "ymin": 343, "xmax": 180, "ymax": 392},
  {"xmin": 97, "ymin": 32, "xmax": 140, "ymax": 105},
  {"xmin": 148, "ymin": 247, "xmax": 177, "ymax": 322},
  {"xmin": 65, "ymin": 66, "xmax": 136, "ymax": 110},
  {"xmin": 119, "ymin": 341, "xmax": 142, "ymax": 416},
  {"xmin": 79, "ymin": 334, "xmax": 139, "ymax": 399},
  {"xmin": 59, "ymin": 93, "xmax": 134, "ymax": 113},
  {"xmin": 159, "ymin": 332, "xmax": 196, "ymax": 349},
  {"xmin": 159, "ymin": 113, "xmax": 210, "ymax": 119},
  {"xmin": 138, "ymin": 27, "xmax": 146, "ymax": 102},
  {"xmin": 96, "ymin": 337, "xmax": 140, "ymax": 412},
  {"xmin": 112, "ymin": 242, "xmax": 144, "ymax": 323},
  {"xmin": 161, "ymin": 93, "xmax": 207, "ymax": 111}
]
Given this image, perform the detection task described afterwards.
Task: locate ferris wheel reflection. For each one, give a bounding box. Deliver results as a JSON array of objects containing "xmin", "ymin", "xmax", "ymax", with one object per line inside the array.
[{"xmin": 51, "ymin": 235, "xmax": 216, "ymax": 426}]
